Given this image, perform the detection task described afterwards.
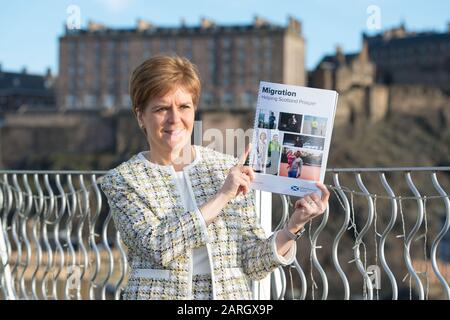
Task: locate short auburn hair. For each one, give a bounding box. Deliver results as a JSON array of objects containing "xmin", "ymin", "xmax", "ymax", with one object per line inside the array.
[{"xmin": 129, "ymin": 55, "xmax": 201, "ymax": 116}]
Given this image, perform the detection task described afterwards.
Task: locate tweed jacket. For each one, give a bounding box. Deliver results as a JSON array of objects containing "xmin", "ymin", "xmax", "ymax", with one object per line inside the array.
[{"xmin": 99, "ymin": 145, "xmax": 296, "ymax": 300}]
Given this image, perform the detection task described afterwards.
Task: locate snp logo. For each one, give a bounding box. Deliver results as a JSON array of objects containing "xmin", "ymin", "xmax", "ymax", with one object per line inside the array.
[{"xmin": 290, "ymin": 185, "xmax": 300, "ymax": 191}]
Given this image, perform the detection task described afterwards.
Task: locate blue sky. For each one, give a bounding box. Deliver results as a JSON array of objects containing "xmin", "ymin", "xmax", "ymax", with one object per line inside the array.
[{"xmin": 0, "ymin": 0, "xmax": 448, "ymax": 75}]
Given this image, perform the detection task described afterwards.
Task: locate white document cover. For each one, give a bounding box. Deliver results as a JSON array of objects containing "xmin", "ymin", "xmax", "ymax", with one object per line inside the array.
[{"xmin": 249, "ymin": 81, "xmax": 338, "ymax": 197}]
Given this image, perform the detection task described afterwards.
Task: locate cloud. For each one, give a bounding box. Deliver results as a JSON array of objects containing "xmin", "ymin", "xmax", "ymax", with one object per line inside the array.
[{"xmin": 97, "ymin": 0, "xmax": 135, "ymax": 12}]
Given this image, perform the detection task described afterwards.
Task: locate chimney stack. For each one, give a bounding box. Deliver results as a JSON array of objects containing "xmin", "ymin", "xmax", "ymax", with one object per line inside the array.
[
  {"xmin": 136, "ymin": 19, "xmax": 153, "ymax": 31},
  {"xmin": 253, "ymin": 15, "xmax": 270, "ymax": 28},
  {"xmin": 200, "ymin": 17, "xmax": 215, "ymax": 29},
  {"xmin": 87, "ymin": 20, "xmax": 106, "ymax": 32},
  {"xmin": 335, "ymin": 45, "xmax": 345, "ymax": 64},
  {"xmin": 288, "ymin": 16, "xmax": 302, "ymax": 34}
]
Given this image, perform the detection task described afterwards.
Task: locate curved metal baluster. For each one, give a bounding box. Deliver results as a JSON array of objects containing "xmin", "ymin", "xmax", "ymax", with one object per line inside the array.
[
  {"xmin": 292, "ymin": 258, "xmax": 307, "ymax": 300},
  {"xmin": 1, "ymin": 174, "xmax": 13, "ymax": 261},
  {"xmin": 0, "ymin": 175, "xmax": 15, "ymax": 299},
  {"xmin": 355, "ymin": 173, "xmax": 374, "ymax": 300},
  {"xmin": 310, "ymin": 204, "xmax": 329, "ymax": 300},
  {"xmin": 430, "ymin": 173, "xmax": 450, "ymax": 299},
  {"xmin": 10, "ymin": 174, "xmax": 22, "ymax": 299},
  {"xmin": 379, "ymin": 173, "xmax": 398, "ymax": 300},
  {"xmin": 89, "ymin": 177, "xmax": 102, "ymax": 300},
  {"xmin": 276, "ymin": 195, "xmax": 290, "ymax": 230},
  {"xmin": 270, "ymin": 194, "xmax": 290, "ymax": 299},
  {"xmin": 332, "ymin": 173, "xmax": 351, "ymax": 300},
  {"xmin": 76, "ymin": 175, "xmax": 90, "ymax": 300},
  {"xmin": 274, "ymin": 266, "xmax": 286, "ymax": 300},
  {"xmin": 100, "ymin": 201, "xmax": 114, "ymax": 300},
  {"xmin": 0, "ymin": 176, "xmax": 6, "ymax": 298},
  {"xmin": 12, "ymin": 174, "xmax": 28, "ymax": 299},
  {"xmin": 404, "ymin": 172, "xmax": 425, "ymax": 300},
  {"xmin": 30, "ymin": 174, "xmax": 44, "ymax": 300},
  {"xmin": 22, "ymin": 175, "xmax": 34, "ymax": 299},
  {"xmin": 40, "ymin": 174, "xmax": 55, "ymax": 300},
  {"xmin": 286, "ymin": 195, "xmax": 307, "ymax": 300},
  {"xmin": 94, "ymin": 175, "xmax": 122, "ymax": 300},
  {"xmin": 113, "ymin": 232, "xmax": 127, "ymax": 300},
  {"xmin": 16, "ymin": 174, "xmax": 33, "ymax": 299},
  {"xmin": 52, "ymin": 174, "xmax": 67, "ymax": 300},
  {"xmin": 64, "ymin": 175, "xmax": 77, "ymax": 300}
]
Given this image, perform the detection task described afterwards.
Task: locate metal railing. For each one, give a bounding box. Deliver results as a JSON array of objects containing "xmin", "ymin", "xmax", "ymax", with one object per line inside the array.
[{"xmin": 0, "ymin": 167, "xmax": 449, "ymax": 300}]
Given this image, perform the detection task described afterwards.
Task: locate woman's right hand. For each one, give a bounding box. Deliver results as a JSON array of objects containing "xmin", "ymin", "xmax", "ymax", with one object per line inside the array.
[{"xmin": 220, "ymin": 144, "xmax": 255, "ymax": 201}]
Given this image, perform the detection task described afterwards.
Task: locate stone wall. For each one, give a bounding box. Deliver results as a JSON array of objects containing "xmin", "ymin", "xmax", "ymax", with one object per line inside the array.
[
  {"xmin": 0, "ymin": 110, "xmax": 117, "ymax": 169},
  {"xmin": 1, "ymin": 87, "xmax": 448, "ymax": 169},
  {"xmin": 333, "ymin": 84, "xmax": 448, "ymax": 125},
  {"xmin": 0, "ymin": 108, "xmax": 256, "ymax": 169}
]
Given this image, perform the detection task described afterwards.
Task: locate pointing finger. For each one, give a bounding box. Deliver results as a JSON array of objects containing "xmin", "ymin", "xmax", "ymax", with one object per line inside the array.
[{"xmin": 238, "ymin": 143, "xmax": 252, "ymax": 166}]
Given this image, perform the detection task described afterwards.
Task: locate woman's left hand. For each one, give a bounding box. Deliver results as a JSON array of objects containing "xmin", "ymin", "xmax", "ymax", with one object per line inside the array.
[{"xmin": 287, "ymin": 182, "xmax": 330, "ymax": 232}]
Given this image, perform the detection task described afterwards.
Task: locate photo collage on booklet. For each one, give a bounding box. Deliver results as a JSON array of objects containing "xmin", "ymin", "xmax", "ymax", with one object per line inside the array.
[{"xmin": 251, "ymin": 109, "xmax": 328, "ymax": 182}]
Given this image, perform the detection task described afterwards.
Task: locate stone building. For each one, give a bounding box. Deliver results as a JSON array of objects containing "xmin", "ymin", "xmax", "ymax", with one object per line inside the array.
[
  {"xmin": 364, "ymin": 23, "xmax": 450, "ymax": 89},
  {"xmin": 309, "ymin": 23, "xmax": 450, "ymax": 125},
  {"xmin": 0, "ymin": 66, "xmax": 55, "ymax": 112},
  {"xmin": 57, "ymin": 16, "xmax": 305, "ymax": 110},
  {"xmin": 308, "ymin": 40, "xmax": 388, "ymax": 124}
]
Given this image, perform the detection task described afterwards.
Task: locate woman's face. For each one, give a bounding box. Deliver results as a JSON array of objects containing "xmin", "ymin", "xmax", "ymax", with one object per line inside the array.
[
  {"xmin": 260, "ymin": 132, "xmax": 266, "ymax": 141},
  {"xmin": 137, "ymin": 86, "xmax": 195, "ymax": 155}
]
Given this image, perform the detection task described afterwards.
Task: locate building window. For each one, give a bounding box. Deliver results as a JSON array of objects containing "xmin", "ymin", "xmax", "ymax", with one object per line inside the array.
[
  {"xmin": 65, "ymin": 95, "xmax": 76, "ymax": 108},
  {"xmin": 78, "ymin": 65, "xmax": 84, "ymax": 76},
  {"xmin": 108, "ymin": 41, "xmax": 115, "ymax": 51},
  {"xmin": 103, "ymin": 95, "xmax": 115, "ymax": 109},
  {"xmin": 143, "ymin": 41, "xmax": 152, "ymax": 58},
  {"xmin": 201, "ymin": 92, "xmax": 213, "ymax": 108},
  {"xmin": 121, "ymin": 94, "xmax": 131, "ymax": 108},
  {"xmin": 252, "ymin": 37, "xmax": 261, "ymax": 50},
  {"xmin": 241, "ymin": 92, "xmax": 254, "ymax": 108},
  {"xmin": 107, "ymin": 77, "xmax": 115, "ymax": 91},
  {"xmin": 209, "ymin": 53, "xmax": 216, "ymax": 83},
  {"xmin": 208, "ymin": 39, "xmax": 215, "ymax": 51},
  {"xmin": 84, "ymin": 94, "xmax": 96, "ymax": 108},
  {"xmin": 222, "ymin": 93, "xmax": 234, "ymax": 107},
  {"xmin": 160, "ymin": 38, "xmax": 168, "ymax": 53},
  {"xmin": 77, "ymin": 78, "xmax": 84, "ymax": 89},
  {"xmin": 222, "ymin": 64, "xmax": 231, "ymax": 86},
  {"xmin": 184, "ymin": 38, "xmax": 193, "ymax": 59},
  {"xmin": 222, "ymin": 38, "xmax": 231, "ymax": 50}
]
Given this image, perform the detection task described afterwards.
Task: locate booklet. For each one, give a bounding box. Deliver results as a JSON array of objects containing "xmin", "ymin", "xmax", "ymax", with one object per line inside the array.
[{"xmin": 248, "ymin": 81, "xmax": 338, "ymax": 197}]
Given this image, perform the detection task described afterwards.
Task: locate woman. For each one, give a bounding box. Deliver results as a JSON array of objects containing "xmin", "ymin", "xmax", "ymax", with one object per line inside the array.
[
  {"xmin": 253, "ymin": 131, "xmax": 268, "ymax": 172},
  {"xmin": 100, "ymin": 56, "xmax": 329, "ymax": 300}
]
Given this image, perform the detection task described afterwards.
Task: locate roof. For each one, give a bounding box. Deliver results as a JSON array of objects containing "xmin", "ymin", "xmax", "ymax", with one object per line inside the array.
[
  {"xmin": 62, "ymin": 23, "xmax": 287, "ymax": 38},
  {"xmin": 0, "ymin": 71, "xmax": 53, "ymax": 96},
  {"xmin": 364, "ymin": 31, "xmax": 450, "ymax": 49},
  {"xmin": 316, "ymin": 52, "xmax": 359, "ymax": 69}
]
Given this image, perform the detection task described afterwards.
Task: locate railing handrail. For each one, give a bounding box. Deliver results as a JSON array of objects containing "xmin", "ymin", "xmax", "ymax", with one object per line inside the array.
[
  {"xmin": 1, "ymin": 167, "xmax": 449, "ymax": 300},
  {"xmin": 327, "ymin": 167, "xmax": 450, "ymax": 172},
  {"xmin": 1, "ymin": 166, "xmax": 450, "ymax": 175}
]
